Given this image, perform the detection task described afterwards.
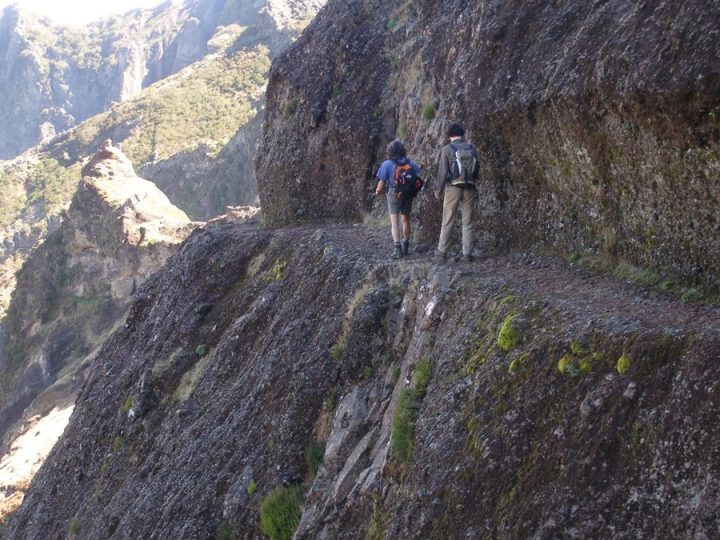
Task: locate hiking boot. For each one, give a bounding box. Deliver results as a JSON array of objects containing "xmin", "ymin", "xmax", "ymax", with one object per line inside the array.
[
  {"xmin": 435, "ymin": 250, "xmax": 448, "ymax": 263},
  {"xmin": 393, "ymin": 243, "xmax": 403, "ymax": 259},
  {"xmin": 461, "ymin": 253, "xmax": 474, "ymax": 262},
  {"xmin": 402, "ymin": 240, "xmax": 410, "ymax": 256}
]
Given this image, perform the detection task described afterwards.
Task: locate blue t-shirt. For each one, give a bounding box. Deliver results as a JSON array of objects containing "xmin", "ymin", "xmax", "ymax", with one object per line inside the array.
[{"xmin": 376, "ymin": 158, "xmax": 421, "ymax": 189}]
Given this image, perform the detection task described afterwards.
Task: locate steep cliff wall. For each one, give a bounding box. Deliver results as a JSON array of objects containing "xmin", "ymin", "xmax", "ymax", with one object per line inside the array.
[
  {"xmin": 5, "ymin": 221, "xmax": 719, "ymax": 538},
  {"xmin": 257, "ymin": 0, "xmax": 720, "ymax": 287},
  {"xmin": 0, "ymin": 143, "xmax": 195, "ymax": 519}
]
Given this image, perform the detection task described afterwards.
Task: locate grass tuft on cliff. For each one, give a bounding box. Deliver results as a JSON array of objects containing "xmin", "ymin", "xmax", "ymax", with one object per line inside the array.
[{"xmin": 259, "ymin": 485, "xmax": 305, "ymax": 540}]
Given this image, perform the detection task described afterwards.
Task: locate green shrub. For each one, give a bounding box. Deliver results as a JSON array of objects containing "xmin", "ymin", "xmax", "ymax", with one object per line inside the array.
[
  {"xmin": 112, "ymin": 436, "xmax": 125, "ymax": 452},
  {"xmin": 247, "ymin": 479, "xmax": 258, "ymax": 496},
  {"xmin": 215, "ymin": 522, "xmax": 234, "ymax": 540},
  {"xmin": 330, "ymin": 344, "xmax": 345, "ymax": 361},
  {"xmin": 304, "ymin": 440, "xmax": 325, "ymax": 479},
  {"xmin": 422, "ymin": 102, "xmax": 436, "ymax": 121},
  {"xmin": 69, "ymin": 517, "xmax": 80, "ymax": 537},
  {"xmin": 123, "ymin": 395, "xmax": 133, "ymax": 412},
  {"xmin": 259, "ymin": 486, "xmax": 304, "ymax": 540},
  {"xmin": 283, "ymin": 99, "xmax": 297, "ymax": 116},
  {"xmin": 681, "ymin": 288, "xmax": 703, "ymax": 303},
  {"xmin": 195, "ymin": 344, "xmax": 208, "ymax": 357},
  {"xmin": 411, "ymin": 358, "xmax": 432, "ymax": 399},
  {"xmin": 391, "ymin": 389, "xmax": 413, "ymax": 463},
  {"xmin": 391, "ymin": 359, "xmax": 435, "ymax": 464}
]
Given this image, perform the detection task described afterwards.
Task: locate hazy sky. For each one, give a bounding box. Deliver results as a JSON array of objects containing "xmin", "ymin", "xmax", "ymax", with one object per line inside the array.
[{"xmin": 0, "ymin": 0, "xmax": 170, "ymax": 26}]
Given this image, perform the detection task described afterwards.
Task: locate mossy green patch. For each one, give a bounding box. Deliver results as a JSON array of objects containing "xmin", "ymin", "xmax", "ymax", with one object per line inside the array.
[
  {"xmin": 266, "ymin": 259, "xmax": 287, "ymax": 281},
  {"xmin": 570, "ymin": 341, "xmax": 584, "ymax": 356},
  {"xmin": 497, "ymin": 315, "xmax": 520, "ymax": 352},
  {"xmin": 557, "ymin": 354, "xmax": 572, "ymax": 375},
  {"xmin": 617, "ymin": 353, "xmax": 631, "ymax": 374}
]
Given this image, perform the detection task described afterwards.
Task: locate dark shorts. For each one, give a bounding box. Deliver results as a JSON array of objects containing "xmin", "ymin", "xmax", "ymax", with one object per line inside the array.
[{"xmin": 386, "ymin": 188, "xmax": 413, "ymax": 215}]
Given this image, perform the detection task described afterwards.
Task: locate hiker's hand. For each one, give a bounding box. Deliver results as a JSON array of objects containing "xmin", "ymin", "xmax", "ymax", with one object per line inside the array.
[{"xmin": 434, "ymin": 191, "xmax": 442, "ymax": 201}]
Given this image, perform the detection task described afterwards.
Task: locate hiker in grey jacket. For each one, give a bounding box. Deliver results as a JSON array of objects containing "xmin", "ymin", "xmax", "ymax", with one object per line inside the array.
[{"xmin": 434, "ymin": 122, "xmax": 479, "ymax": 262}]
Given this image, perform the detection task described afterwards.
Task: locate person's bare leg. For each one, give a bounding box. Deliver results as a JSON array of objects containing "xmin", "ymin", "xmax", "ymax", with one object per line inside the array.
[
  {"xmin": 401, "ymin": 214, "xmax": 411, "ymax": 240},
  {"xmin": 389, "ymin": 213, "xmax": 401, "ymax": 242}
]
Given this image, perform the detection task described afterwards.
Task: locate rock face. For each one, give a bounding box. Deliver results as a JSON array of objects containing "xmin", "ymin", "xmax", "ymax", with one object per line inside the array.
[
  {"xmin": 0, "ymin": 0, "xmax": 325, "ymax": 160},
  {"xmin": 0, "ymin": 142, "xmax": 194, "ymax": 519},
  {"xmin": 257, "ymin": 0, "xmax": 720, "ymax": 287},
  {"xmin": 5, "ymin": 222, "xmax": 720, "ymax": 538}
]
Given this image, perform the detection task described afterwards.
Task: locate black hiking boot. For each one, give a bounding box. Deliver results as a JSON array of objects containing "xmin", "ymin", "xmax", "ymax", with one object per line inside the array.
[
  {"xmin": 461, "ymin": 253, "xmax": 474, "ymax": 262},
  {"xmin": 435, "ymin": 250, "xmax": 448, "ymax": 263},
  {"xmin": 393, "ymin": 243, "xmax": 403, "ymax": 259},
  {"xmin": 402, "ymin": 240, "xmax": 410, "ymax": 256}
]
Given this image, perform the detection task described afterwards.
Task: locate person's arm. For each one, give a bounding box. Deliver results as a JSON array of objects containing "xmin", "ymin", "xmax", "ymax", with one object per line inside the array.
[
  {"xmin": 435, "ymin": 146, "xmax": 450, "ymax": 196},
  {"xmin": 375, "ymin": 179, "xmax": 385, "ymax": 195},
  {"xmin": 375, "ymin": 161, "xmax": 388, "ymax": 196}
]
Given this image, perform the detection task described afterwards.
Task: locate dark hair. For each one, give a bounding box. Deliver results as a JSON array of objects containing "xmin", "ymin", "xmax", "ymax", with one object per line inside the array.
[
  {"xmin": 387, "ymin": 139, "xmax": 407, "ymax": 160},
  {"xmin": 447, "ymin": 123, "xmax": 465, "ymax": 137}
]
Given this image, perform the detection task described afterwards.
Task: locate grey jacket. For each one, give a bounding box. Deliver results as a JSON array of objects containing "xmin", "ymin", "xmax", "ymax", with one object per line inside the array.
[{"xmin": 434, "ymin": 138, "xmax": 479, "ymax": 193}]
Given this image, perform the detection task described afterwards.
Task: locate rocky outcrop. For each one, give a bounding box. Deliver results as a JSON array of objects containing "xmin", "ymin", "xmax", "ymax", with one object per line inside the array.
[
  {"xmin": 5, "ymin": 221, "xmax": 720, "ymax": 538},
  {"xmin": 257, "ymin": 0, "xmax": 720, "ymax": 287},
  {"xmin": 0, "ymin": 142, "xmax": 194, "ymax": 520}
]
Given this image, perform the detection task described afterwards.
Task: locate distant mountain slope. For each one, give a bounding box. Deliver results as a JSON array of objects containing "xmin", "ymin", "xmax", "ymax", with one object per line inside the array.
[
  {"xmin": 0, "ymin": 0, "xmax": 322, "ymax": 159},
  {"xmin": 0, "ymin": 0, "xmax": 325, "ymax": 316}
]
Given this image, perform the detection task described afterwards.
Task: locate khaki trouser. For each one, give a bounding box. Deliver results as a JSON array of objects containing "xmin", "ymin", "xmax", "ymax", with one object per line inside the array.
[{"xmin": 438, "ymin": 185, "xmax": 477, "ymax": 256}]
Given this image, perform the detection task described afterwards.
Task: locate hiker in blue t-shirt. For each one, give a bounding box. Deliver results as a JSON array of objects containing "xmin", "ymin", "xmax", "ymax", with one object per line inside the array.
[{"xmin": 374, "ymin": 140, "xmax": 422, "ymax": 258}]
